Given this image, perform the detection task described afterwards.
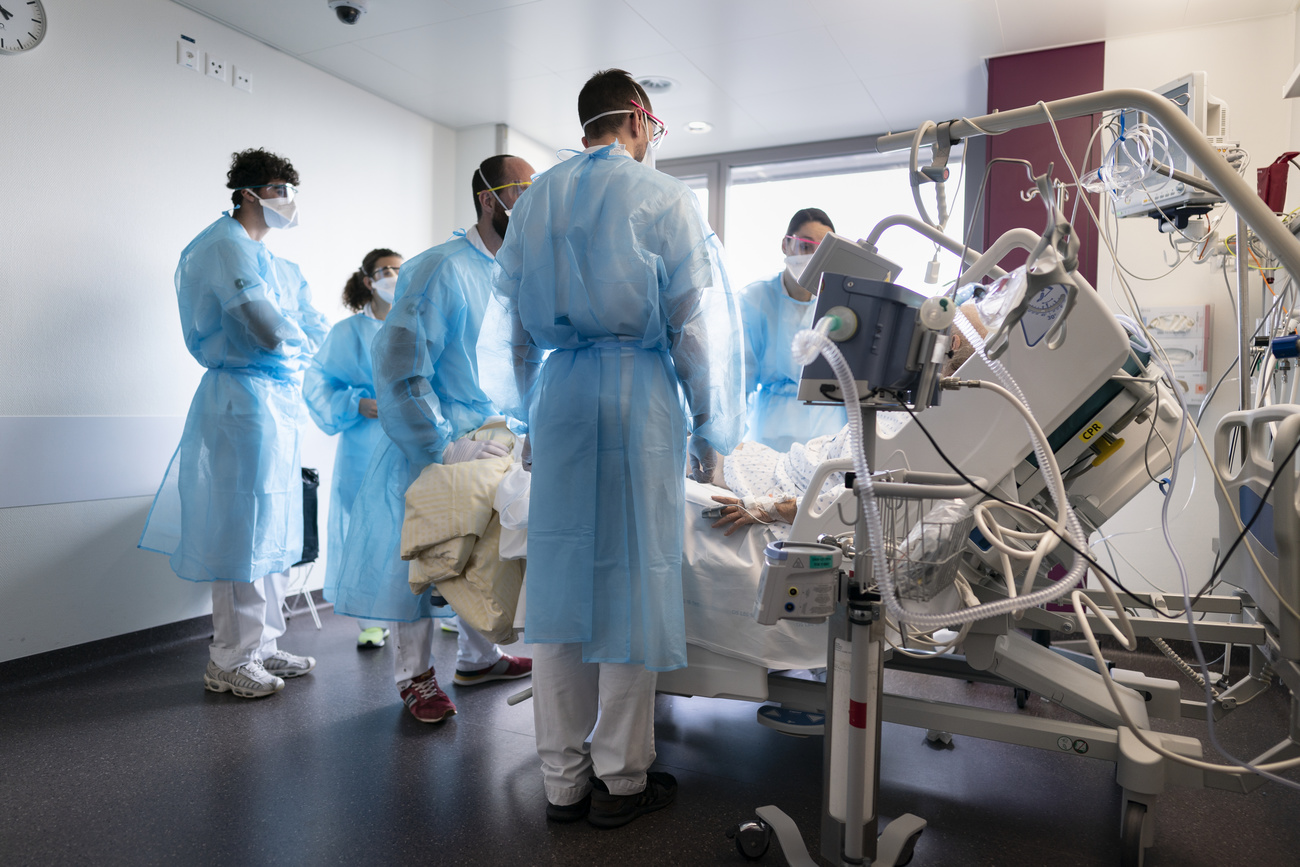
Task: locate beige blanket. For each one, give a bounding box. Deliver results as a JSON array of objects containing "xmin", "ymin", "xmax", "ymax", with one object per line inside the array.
[{"xmin": 401, "ymin": 421, "xmax": 523, "ymax": 644}]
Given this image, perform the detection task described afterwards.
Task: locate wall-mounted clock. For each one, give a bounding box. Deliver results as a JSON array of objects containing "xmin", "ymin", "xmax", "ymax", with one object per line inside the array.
[{"xmin": 0, "ymin": 0, "xmax": 47, "ymax": 55}]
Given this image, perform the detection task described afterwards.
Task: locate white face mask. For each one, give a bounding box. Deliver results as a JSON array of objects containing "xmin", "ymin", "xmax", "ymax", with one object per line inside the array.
[
  {"xmin": 784, "ymin": 253, "xmax": 814, "ymax": 282},
  {"xmin": 372, "ymin": 275, "xmax": 397, "ymax": 305},
  {"xmin": 259, "ymin": 196, "xmax": 299, "ymax": 230}
]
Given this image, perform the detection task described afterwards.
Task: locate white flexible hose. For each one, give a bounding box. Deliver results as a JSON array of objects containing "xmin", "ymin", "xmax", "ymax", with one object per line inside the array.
[
  {"xmin": 863, "ymin": 313, "xmax": 1088, "ymax": 630},
  {"xmin": 791, "ymin": 311, "xmax": 1087, "ymax": 630},
  {"xmin": 790, "ymin": 325, "xmax": 891, "ymax": 598}
]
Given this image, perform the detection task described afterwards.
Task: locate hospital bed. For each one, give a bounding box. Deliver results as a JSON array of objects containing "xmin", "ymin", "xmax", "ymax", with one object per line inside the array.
[{"xmin": 652, "ymin": 222, "xmax": 1274, "ymax": 866}]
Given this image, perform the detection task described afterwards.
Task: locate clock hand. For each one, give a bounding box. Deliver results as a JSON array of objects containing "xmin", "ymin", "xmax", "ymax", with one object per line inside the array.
[{"xmin": 0, "ymin": 6, "xmax": 11, "ymax": 22}]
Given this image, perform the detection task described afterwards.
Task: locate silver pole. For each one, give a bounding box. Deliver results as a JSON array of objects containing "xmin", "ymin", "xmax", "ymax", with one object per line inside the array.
[
  {"xmin": 1237, "ymin": 214, "xmax": 1252, "ymax": 410},
  {"xmin": 873, "ymin": 88, "xmax": 1300, "ymax": 284}
]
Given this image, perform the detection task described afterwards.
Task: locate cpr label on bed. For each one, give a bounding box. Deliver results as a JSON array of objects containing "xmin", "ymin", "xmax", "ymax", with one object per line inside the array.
[{"xmin": 1078, "ymin": 420, "xmax": 1104, "ymax": 443}]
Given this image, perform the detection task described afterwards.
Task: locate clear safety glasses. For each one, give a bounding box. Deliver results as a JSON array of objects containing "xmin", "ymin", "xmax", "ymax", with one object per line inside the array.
[
  {"xmin": 370, "ymin": 265, "xmax": 401, "ymax": 279},
  {"xmin": 580, "ymin": 99, "xmax": 667, "ymax": 148},
  {"xmin": 630, "ymin": 99, "xmax": 666, "ymax": 147},
  {"xmin": 482, "ymin": 180, "xmax": 532, "ymax": 195},
  {"xmin": 783, "ymin": 234, "xmax": 822, "ymax": 256},
  {"xmin": 234, "ymin": 183, "xmax": 299, "ymax": 201}
]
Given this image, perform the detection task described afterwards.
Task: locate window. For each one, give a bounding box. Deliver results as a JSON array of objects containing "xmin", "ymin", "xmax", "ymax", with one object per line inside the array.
[{"xmin": 660, "ymin": 139, "xmax": 970, "ymax": 297}]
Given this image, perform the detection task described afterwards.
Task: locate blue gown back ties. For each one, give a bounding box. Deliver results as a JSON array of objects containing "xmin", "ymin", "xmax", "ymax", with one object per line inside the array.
[
  {"xmin": 741, "ymin": 272, "xmax": 847, "ymax": 451},
  {"xmin": 139, "ymin": 214, "xmax": 330, "ymax": 583},
  {"xmin": 301, "ymin": 313, "xmax": 386, "ymax": 596},
  {"xmin": 328, "ymin": 231, "xmax": 498, "ymax": 622},
  {"xmin": 489, "ymin": 144, "xmax": 746, "ymax": 671}
]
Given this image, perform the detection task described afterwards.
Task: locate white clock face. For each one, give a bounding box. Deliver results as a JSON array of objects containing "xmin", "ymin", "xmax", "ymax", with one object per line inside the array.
[{"xmin": 0, "ymin": 0, "xmax": 47, "ymax": 55}]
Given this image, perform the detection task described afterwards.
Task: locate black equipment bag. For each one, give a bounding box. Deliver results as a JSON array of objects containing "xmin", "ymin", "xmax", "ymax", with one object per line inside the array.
[{"xmin": 295, "ymin": 467, "xmax": 320, "ymax": 566}]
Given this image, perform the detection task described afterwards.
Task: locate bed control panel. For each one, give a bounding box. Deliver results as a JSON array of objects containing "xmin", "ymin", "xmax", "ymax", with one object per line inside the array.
[{"xmin": 755, "ymin": 541, "xmax": 843, "ymax": 625}]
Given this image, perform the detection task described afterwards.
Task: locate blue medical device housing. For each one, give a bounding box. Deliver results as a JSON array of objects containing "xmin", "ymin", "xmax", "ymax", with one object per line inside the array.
[{"xmin": 796, "ymin": 274, "xmax": 936, "ymax": 408}]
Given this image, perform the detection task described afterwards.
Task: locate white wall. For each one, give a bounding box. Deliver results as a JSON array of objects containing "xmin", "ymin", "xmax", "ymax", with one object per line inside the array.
[
  {"xmin": 0, "ymin": 0, "xmax": 453, "ymax": 663},
  {"xmin": 1093, "ymin": 14, "xmax": 1298, "ymax": 596}
]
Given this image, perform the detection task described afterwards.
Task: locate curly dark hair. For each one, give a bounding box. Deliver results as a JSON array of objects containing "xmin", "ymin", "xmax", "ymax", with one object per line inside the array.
[
  {"xmin": 226, "ymin": 148, "xmax": 300, "ymax": 209},
  {"xmin": 343, "ymin": 248, "xmax": 402, "ymax": 312},
  {"xmin": 578, "ymin": 69, "xmax": 650, "ymax": 142}
]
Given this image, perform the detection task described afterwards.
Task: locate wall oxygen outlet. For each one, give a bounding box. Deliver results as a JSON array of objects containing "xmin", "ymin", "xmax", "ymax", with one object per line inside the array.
[
  {"xmin": 233, "ymin": 67, "xmax": 253, "ymax": 93},
  {"xmin": 206, "ymin": 54, "xmax": 228, "ymax": 83},
  {"xmin": 177, "ymin": 40, "xmax": 200, "ymax": 72}
]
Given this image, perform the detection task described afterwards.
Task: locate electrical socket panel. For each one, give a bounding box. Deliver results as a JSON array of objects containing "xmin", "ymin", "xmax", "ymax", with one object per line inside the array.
[
  {"xmin": 177, "ymin": 39, "xmax": 200, "ymax": 72},
  {"xmin": 206, "ymin": 54, "xmax": 228, "ymax": 83},
  {"xmin": 233, "ymin": 67, "xmax": 253, "ymax": 93}
]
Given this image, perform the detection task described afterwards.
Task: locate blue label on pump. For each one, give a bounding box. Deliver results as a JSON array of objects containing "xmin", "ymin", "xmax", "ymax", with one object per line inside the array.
[{"xmin": 1020, "ymin": 284, "xmax": 1069, "ymax": 347}]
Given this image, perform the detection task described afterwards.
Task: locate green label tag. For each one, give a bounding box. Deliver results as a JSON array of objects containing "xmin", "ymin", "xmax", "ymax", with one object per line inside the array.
[{"xmin": 809, "ymin": 555, "xmax": 834, "ymax": 569}]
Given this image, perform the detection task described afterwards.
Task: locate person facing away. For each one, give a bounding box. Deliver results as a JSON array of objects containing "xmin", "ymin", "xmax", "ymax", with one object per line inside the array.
[
  {"xmin": 490, "ymin": 68, "xmax": 745, "ymax": 829},
  {"xmin": 139, "ymin": 147, "xmax": 330, "ymax": 699},
  {"xmin": 740, "ymin": 208, "xmax": 846, "ymax": 451},
  {"xmin": 302, "ymin": 247, "xmax": 404, "ymax": 650},
  {"xmin": 329, "ymin": 154, "xmax": 537, "ymax": 725}
]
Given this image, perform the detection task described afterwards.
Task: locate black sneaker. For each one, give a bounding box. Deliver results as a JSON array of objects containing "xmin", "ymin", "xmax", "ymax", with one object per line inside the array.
[
  {"xmin": 587, "ymin": 772, "xmax": 677, "ymax": 829},
  {"xmin": 546, "ymin": 793, "xmax": 591, "ymax": 823}
]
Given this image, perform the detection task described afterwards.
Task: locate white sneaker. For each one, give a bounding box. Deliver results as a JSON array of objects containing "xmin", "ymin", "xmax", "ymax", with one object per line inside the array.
[
  {"xmin": 204, "ymin": 660, "xmax": 284, "ymax": 698},
  {"xmin": 261, "ymin": 650, "xmax": 316, "ymax": 679}
]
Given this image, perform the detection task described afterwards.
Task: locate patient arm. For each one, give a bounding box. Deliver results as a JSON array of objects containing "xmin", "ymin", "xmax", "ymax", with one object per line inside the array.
[{"xmin": 708, "ymin": 494, "xmax": 798, "ymax": 535}]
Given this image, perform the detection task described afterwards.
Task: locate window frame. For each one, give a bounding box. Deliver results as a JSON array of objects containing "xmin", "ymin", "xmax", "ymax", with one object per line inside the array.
[{"xmin": 658, "ymin": 134, "xmax": 983, "ymax": 249}]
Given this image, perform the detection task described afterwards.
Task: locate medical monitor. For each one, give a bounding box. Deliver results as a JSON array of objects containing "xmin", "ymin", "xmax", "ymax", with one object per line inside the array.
[
  {"xmin": 796, "ymin": 232, "xmax": 901, "ymax": 295},
  {"xmin": 796, "ymin": 275, "xmax": 926, "ymax": 406},
  {"xmin": 1113, "ymin": 72, "xmax": 1230, "ymax": 220}
]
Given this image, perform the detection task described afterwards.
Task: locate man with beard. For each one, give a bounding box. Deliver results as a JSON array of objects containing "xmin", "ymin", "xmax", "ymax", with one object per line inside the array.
[{"xmin": 330, "ymin": 154, "xmax": 536, "ymax": 723}]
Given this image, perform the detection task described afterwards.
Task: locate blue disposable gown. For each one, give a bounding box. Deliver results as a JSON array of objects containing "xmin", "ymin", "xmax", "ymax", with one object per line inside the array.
[
  {"xmin": 490, "ymin": 145, "xmax": 745, "ymax": 671},
  {"xmin": 301, "ymin": 312, "xmax": 386, "ymax": 596},
  {"xmin": 329, "ymin": 232, "xmax": 498, "ymax": 621},
  {"xmin": 139, "ymin": 214, "xmax": 330, "ymax": 583},
  {"xmin": 741, "ymin": 273, "xmax": 846, "ymax": 451}
]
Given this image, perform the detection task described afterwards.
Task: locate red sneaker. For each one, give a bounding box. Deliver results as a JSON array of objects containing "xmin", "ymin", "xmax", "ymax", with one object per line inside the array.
[
  {"xmin": 400, "ymin": 669, "xmax": 457, "ymax": 723},
  {"xmin": 453, "ymin": 653, "xmax": 532, "ymax": 686}
]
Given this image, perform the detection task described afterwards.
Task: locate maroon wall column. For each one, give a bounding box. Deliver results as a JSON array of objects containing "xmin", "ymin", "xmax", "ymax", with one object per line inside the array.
[{"xmin": 984, "ymin": 42, "xmax": 1105, "ymax": 285}]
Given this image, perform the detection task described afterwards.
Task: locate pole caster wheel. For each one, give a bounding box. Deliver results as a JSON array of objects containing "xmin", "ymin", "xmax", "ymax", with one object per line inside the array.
[
  {"xmin": 1014, "ymin": 687, "xmax": 1030, "ymax": 709},
  {"xmin": 1120, "ymin": 800, "xmax": 1149, "ymax": 867},
  {"xmin": 727, "ymin": 818, "xmax": 772, "ymax": 861}
]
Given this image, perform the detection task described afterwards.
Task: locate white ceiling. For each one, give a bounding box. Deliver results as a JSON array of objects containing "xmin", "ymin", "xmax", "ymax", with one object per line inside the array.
[{"xmin": 172, "ymin": 0, "xmax": 1298, "ymax": 160}]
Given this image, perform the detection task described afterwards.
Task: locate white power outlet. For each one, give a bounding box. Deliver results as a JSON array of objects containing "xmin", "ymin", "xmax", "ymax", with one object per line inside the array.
[
  {"xmin": 206, "ymin": 54, "xmax": 228, "ymax": 83},
  {"xmin": 177, "ymin": 40, "xmax": 200, "ymax": 72},
  {"xmin": 233, "ymin": 67, "xmax": 253, "ymax": 93}
]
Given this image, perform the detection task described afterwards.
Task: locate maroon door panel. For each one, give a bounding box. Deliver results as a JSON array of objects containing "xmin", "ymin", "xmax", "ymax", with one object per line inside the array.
[{"xmin": 984, "ymin": 42, "xmax": 1105, "ymax": 286}]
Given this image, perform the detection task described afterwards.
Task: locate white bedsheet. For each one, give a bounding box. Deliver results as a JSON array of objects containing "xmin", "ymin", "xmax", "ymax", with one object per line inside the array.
[
  {"xmin": 680, "ymin": 480, "xmax": 827, "ymax": 670},
  {"xmin": 498, "ymin": 471, "xmax": 829, "ymax": 671}
]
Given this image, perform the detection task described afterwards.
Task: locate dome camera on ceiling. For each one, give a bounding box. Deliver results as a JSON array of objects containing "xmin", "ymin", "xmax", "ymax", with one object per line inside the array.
[{"xmin": 327, "ymin": 0, "xmax": 369, "ymax": 25}]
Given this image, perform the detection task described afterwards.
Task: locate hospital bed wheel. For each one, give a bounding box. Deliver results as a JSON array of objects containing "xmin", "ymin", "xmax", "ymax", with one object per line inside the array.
[
  {"xmin": 1119, "ymin": 800, "xmax": 1148, "ymax": 867},
  {"xmin": 1014, "ymin": 687, "xmax": 1030, "ymax": 709},
  {"xmin": 727, "ymin": 818, "xmax": 772, "ymax": 860}
]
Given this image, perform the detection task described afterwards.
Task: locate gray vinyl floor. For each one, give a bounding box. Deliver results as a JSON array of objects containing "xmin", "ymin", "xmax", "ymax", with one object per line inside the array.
[{"xmin": 2, "ymin": 601, "xmax": 1297, "ymax": 866}]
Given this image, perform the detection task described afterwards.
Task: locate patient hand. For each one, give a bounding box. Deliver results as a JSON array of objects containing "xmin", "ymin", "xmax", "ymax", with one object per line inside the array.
[{"xmin": 708, "ymin": 495, "xmax": 797, "ymax": 535}]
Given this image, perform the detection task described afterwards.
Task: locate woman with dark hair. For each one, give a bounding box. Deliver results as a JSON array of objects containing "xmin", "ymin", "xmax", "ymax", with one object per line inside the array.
[
  {"xmin": 303, "ymin": 248, "xmax": 403, "ymax": 648},
  {"xmin": 739, "ymin": 207, "xmax": 847, "ymax": 451}
]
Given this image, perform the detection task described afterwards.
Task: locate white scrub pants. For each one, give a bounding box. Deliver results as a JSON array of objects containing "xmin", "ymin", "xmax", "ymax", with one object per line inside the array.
[
  {"xmin": 393, "ymin": 617, "xmax": 502, "ymax": 686},
  {"xmin": 209, "ymin": 569, "xmax": 288, "ymax": 670},
  {"xmin": 531, "ymin": 642, "xmax": 659, "ymax": 805}
]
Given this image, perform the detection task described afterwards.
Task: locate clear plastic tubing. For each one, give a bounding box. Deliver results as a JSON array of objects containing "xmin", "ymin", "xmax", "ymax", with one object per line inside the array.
[{"xmin": 790, "ymin": 312, "xmax": 1089, "ymax": 630}]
